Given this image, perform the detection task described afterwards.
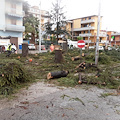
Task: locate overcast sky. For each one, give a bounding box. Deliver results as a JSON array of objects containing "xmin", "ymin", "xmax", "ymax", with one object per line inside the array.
[{"xmin": 27, "ymin": 0, "xmax": 120, "ymax": 32}]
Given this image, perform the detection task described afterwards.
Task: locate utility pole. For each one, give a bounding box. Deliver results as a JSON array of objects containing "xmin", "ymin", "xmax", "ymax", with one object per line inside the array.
[
  {"xmin": 88, "ymin": 24, "xmax": 90, "ymax": 49},
  {"xmin": 105, "ymin": 28, "xmax": 108, "ymax": 49},
  {"xmin": 95, "ymin": 0, "xmax": 101, "ymax": 65},
  {"xmin": 39, "ymin": 1, "xmax": 41, "ymax": 53}
]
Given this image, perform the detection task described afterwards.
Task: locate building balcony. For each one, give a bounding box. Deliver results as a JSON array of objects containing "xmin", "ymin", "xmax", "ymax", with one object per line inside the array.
[
  {"xmin": 5, "ymin": 24, "xmax": 25, "ymax": 32},
  {"xmin": 81, "ymin": 19, "xmax": 95, "ymax": 24},
  {"xmin": 84, "ymin": 40, "xmax": 92, "ymax": 43},
  {"xmin": 99, "ymin": 34, "xmax": 107, "ymax": 37},
  {"xmin": 73, "ymin": 26, "xmax": 95, "ymax": 31},
  {"xmin": 6, "ymin": 8, "xmax": 25, "ymax": 18},
  {"xmin": 79, "ymin": 33, "xmax": 92, "ymax": 37},
  {"xmin": 0, "ymin": 24, "xmax": 5, "ymax": 31}
]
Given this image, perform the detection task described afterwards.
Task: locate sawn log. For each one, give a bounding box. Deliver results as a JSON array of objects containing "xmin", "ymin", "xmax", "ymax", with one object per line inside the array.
[{"xmin": 47, "ymin": 71, "xmax": 69, "ymax": 80}]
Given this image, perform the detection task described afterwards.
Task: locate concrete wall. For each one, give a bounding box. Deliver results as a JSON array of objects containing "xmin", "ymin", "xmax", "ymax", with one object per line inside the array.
[
  {"xmin": 0, "ymin": 0, "xmax": 5, "ymax": 31},
  {"xmin": 73, "ymin": 19, "xmax": 81, "ymax": 29}
]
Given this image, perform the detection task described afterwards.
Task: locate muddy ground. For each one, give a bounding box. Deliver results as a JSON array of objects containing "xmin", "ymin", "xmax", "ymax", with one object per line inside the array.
[{"xmin": 0, "ymin": 82, "xmax": 120, "ymax": 120}]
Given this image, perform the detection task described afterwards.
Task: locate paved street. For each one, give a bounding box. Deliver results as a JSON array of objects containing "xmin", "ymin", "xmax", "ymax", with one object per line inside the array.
[{"xmin": 0, "ymin": 82, "xmax": 120, "ymax": 120}]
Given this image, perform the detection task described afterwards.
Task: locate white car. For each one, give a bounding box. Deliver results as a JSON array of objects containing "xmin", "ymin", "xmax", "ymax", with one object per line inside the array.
[
  {"xmin": 28, "ymin": 44, "xmax": 36, "ymax": 50},
  {"xmin": 98, "ymin": 46, "xmax": 104, "ymax": 50}
]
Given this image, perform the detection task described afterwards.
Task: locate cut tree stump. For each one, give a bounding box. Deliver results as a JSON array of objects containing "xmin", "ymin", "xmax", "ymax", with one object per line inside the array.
[
  {"xmin": 47, "ymin": 71, "xmax": 69, "ymax": 80},
  {"xmin": 55, "ymin": 49, "xmax": 63, "ymax": 63},
  {"xmin": 22, "ymin": 43, "xmax": 28, "ymax": 57}
]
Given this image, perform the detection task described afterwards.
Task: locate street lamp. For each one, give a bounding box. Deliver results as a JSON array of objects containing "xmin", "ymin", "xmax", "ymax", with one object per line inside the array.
[
  {"xmin": 87, "ymin": 24, "xmax": 90, "ymax": 49},
  {"xmin": 39, "ymin": 1, "xmax": 41, "ymax": 53},
  {"xmin": 95, "ymin": 0, "xmax": 101, "ymax": 65}
]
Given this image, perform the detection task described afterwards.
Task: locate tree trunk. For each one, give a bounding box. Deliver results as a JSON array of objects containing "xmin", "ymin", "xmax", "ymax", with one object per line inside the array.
[
  {"xmin": 47, "ymin": 70, "xmax": 69, "ymax": 80},
  {"xmin": 55, "ymin": 49, "xmax": 63, "ymax": 63},
  {"xmin": 63, "ymin": 42, "xmax": 68, "ymax": 52},
  {"xmin": 31, "ymin": 33, "xmax": 35, "ymax": 44},
  {"xmin": 71, "ymin": 56, "xmax": 82, "ymax": 61},
  {"xmin": 22, "ymin": 43, "xmax": 28, "ymax": 57}
]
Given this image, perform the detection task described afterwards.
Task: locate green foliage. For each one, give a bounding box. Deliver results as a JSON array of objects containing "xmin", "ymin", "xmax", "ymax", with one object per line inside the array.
[
  {"xmin": 24, "ymin": 14, "xmax": 39, "ymax": 43},
  {"xmin": 99, "ymin": 53, "xmax": 111, "ymax": 64},
  {"xmin": 77, "ymin": 36, "xmax": 83, "ymax": 40},
  {"xmin": 0, "ymin": 59, "xmax": 32, "ymax": 95},
  {"xmin": 57, "ymin": 74, "xmax": 78, "ymax": 87},
  {"xmin": 44, "ymin": 0, "xmax": 69, "ymax": 41}
]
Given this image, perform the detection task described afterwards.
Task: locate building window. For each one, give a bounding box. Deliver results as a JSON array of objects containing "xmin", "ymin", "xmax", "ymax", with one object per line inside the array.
[
  {"xmin": 11, "ymin": 3, "xmax": 16, "ymax": 14},
  {"xmin": 84, "ymin": 31, "xmax": 85, "ymax": 34},
  {"xmin": 71, "ymin": 23, "xmax": 73, "ymax": 29},
  {"xmin": 11, "ymin": 3, "xmax": 16, "ymax": 9},
  {"xmin": 100, "ymin": 38, "xmax": 102, "ymax": 42},
  {"xmin": 89, "ymin": 17, "xmax": 91, "ymax": 20},
  {"xmin": 83, "ymin": 37, "xmax": 85, "ymax": 40},
  {"xmin": 88, "ymin": 30, "xmax": 90, "ymax": 33},
  {"xmin": 11, "ymin": 19, "xmax": 16, "ymax": 25}
]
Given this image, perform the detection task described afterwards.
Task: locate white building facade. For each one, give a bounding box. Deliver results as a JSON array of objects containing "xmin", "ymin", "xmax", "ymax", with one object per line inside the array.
[{"xmin": 0, "ymin": 0, "xmax": 25, "ymax": 48}]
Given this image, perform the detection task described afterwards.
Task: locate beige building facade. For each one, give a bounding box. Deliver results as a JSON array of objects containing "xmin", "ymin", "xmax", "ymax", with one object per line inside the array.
[{"xmin": 67, "ymin": 15, "xmax": 107, "ymax": 46}]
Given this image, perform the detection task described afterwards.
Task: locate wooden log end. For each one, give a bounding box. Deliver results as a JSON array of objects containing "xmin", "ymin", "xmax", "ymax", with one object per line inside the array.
[
  {"xmin": 78, "ymin": 80, "xmax": 82, "ymax": 84},
  {"xmin": 47, "ymin": 72, "xmax": 53, "ymax": 80},
  {"xmin": 71, "ymin": 57, "xmax": 74, "ymax": 61}
]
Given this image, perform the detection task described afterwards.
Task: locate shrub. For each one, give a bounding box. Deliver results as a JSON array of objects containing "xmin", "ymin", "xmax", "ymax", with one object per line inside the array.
[{"xmin": 0, "ymin": 59, "xmax": 32, "ymax": 95}]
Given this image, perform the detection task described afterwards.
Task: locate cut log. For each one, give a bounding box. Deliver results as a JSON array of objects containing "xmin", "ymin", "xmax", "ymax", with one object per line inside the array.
[
  {"xmin": 78, "ymin": 72, "xmax": 82, "ymax": 84},
  {"xmin": 55, "ymin": 50, "xmax": 63, "ymax": 63},
  {"xmin": 71, "ymin": 56, "xmax": 81, "ymax": 61},
  {"xmin": 75, "ymin": 62, "xmax": 86, "ymax": 69},
  {"xmin": 0, "ymin": 74, "xmax": 4, "ymax": 77},
  {"xmin": 82, "ymin": 53, "xmax": 85, "ymax": 57},
  {"xmin": 47, "ymin": 71, "xmax": 69, "ymax": 80}
]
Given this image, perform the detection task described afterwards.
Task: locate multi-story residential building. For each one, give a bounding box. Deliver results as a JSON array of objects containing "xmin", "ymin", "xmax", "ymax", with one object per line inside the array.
[
  {"xmin": 28, "ymin": 6, "xmax": 50, "ymax": 32},
  {"xmin": 111, "ymin": 33, "xmax": 120, "ymax": 46},
  {"xmin": 67, "ymin": 15, "xmax": 107, "ymax": 46},
  {"xmin": 107, "ymin": 31, "xmax": 120, "ymax": 46},
  {"xmin": 0, "ymin": 0, "xmax": 25, "ymax": 48}
]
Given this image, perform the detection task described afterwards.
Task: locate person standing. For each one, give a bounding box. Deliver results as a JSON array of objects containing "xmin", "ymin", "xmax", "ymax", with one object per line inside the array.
[{"xmin": 6, "ymin": 43, "xmax": 13, "ymax": 57}]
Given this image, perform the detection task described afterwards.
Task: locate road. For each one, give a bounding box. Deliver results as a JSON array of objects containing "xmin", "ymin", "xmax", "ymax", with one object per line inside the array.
[{"xmin": 0, "ymin": 82, "xmax": 120, "ymax": 120}]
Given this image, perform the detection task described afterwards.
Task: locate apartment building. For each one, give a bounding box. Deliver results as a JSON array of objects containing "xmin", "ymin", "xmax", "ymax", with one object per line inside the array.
[
  {"xmin": 0, "ymin": 0, "xmax": 25, "ymax": 48},
  {"xmin": 28, "ymin": 6, "xmax": 50, "ymax": 32},
  {"xmin": 107, "ymin": 31, "xmax": 120, "ymax": 46},
  {"xmin": 67, "ymin": 15, "xmax": 107, "ymax": 46}
]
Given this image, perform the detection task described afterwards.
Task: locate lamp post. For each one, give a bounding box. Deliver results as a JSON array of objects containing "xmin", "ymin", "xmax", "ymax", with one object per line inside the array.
[
  {"xmin": 87, "ymin": 24, "xmax": 90, "ymax": 49},
  {"xmin": 39, "ymin": 1, "xmax": 41, "ymax": 53},
  {"xmin": 95, "ymin": 0, "xmax": 101, "ymax": 65}
]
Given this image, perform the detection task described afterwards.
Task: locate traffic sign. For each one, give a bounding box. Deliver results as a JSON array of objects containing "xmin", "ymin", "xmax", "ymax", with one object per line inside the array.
[{"xmin": 77, "ymin": 40, "xmax": 85, "ymax": 48}]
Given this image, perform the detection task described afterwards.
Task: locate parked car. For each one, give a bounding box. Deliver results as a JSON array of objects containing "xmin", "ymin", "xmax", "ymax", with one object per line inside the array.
[
  {"xmin": 28, "ymin": 44, "xmax": 36, "ymax": 50},
  {"xmin": 98, "ymin": 46, "xmax": 104, "ymax": 50}
]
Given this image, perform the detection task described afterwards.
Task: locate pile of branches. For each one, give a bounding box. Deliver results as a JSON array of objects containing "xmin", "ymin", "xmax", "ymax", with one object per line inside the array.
[{"xmin": 0, "ymin": 60, "xmax": 32, "ymax": 95}]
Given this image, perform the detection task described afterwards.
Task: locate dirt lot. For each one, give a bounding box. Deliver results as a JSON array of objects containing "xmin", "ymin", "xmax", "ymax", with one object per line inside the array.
[{"xmin": 0, "ymin": 82, "xmax": 120, "ymax": 120}]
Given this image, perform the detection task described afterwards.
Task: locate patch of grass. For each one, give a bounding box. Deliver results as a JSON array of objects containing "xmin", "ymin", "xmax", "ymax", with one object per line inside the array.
[{"xmin": 99, "ymin": 93, "xmax": 115, "ymax": 98}]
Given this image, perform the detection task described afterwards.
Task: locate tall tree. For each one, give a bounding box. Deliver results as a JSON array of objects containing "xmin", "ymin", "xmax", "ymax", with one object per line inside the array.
[
  {"xmin": 24, "ymin": 14, "xmax": 39, "ymax": 43},
  {"xmin": 45, "ymin": 0, "xmax": 69, "ymax": 44},
  {"xmin": 23, "ymin": 1, "xmax": 39, "ymax": 43}
]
